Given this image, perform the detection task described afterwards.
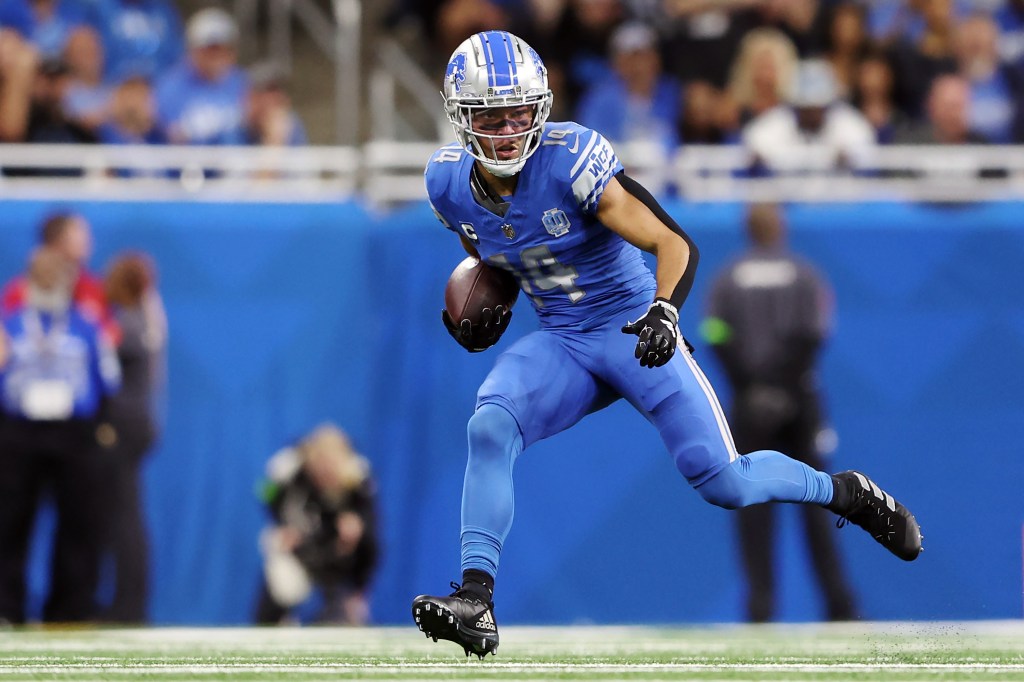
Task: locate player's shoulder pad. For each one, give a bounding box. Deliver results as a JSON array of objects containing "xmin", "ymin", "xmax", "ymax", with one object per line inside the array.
[
  {"xmin": 539, "ymin": 121, "xmax": 623, "ymax": 214},
  {"xmin": 424, "ymin": 143, "xmax": 467, "ymax": 231},
  {"xmin": 424, "ymin": 143, "xmax": 467, "ymax": 191}
]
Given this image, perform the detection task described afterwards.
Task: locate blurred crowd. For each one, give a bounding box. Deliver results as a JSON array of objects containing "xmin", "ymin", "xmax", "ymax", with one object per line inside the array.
[
  {"xmin": 0, "ymin": 212, "xmax": 167, "ymax": 624},
  {"xmin": 4, "ymin": 0, "xmax": 1024, "ymax": 174},
  {"xmin": 0, "ymin": 1, "xmax": 305, "ymax": 149},
  {"xmin": 396, "ymin": 0, "xmax": 1024, "ymax": 168}
]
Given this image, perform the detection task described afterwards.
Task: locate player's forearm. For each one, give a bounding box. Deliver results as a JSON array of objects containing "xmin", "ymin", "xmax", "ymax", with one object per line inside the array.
[
  {"xmin": 616, "ymin": 173, "xmax": 700, "ymax": 311},
  {"xmin": 653, "ymin": 236, "xmax": 690, "ymax": 305}
]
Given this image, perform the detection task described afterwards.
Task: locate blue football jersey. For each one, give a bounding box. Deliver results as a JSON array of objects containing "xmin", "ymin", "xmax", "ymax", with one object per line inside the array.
[{"xmin": 425, "ymin": 122, "xmax": 656, "ymax": 331}]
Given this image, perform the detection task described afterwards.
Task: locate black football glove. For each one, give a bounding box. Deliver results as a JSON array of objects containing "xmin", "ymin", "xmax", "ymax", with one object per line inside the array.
[
  {"xmin": 442, "ymin": 305, "xmax": 512, "ymax": 353},
  {"xmin": 621, "ymin": 298, "xmax": 680, "ymax": 368}
]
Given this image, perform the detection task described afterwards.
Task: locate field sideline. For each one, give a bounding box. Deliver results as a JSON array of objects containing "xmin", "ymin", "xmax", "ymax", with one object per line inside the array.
[{"xmin": 0, "ymin": 621, "xmax": 1022, "ymax": 681}]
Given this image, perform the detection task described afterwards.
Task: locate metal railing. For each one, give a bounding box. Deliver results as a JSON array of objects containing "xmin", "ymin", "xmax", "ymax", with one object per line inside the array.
[{"xmin": 4, "ymin": 142, "xmax": 1024, "ymax": 206}]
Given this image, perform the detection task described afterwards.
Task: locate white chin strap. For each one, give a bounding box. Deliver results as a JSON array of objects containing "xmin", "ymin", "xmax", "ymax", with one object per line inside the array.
[{"xmin": 481, "ymin": 156, "xmax": 528, "ymax": 177}]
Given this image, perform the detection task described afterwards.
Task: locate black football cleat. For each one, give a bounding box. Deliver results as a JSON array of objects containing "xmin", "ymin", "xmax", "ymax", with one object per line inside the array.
[
  {"xmin": 412, "ymin": 582, "xmax": 499, "ymax": 659},
  {"xmin": 832, "ymin": 470, "xmax": 923, "ymax": 561}
]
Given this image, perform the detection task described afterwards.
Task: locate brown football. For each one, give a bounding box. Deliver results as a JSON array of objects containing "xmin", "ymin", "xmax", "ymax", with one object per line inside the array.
[{"xmin": 444, "ymin": 257, "xmax": 520, "ymax": 325}]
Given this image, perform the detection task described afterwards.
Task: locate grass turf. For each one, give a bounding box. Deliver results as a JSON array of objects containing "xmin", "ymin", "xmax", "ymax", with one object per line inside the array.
[{"xmin": 0, "ymin": 622, "xmax": 1021, "ymax": 680}]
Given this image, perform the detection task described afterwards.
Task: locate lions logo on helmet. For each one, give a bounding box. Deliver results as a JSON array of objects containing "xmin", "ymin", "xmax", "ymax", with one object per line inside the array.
[
  {"xmin": 446, "ymin": 52, "xmax": 467, "ymax": 93},
  {"xmin": 441, "ymin": 31, "xmax": 553, "ymax": 178}
]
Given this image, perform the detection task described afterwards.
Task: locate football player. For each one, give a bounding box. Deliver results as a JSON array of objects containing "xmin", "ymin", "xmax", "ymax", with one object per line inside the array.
[{"xmin": 412, "ymin": 30, "xmax": 922, "ymax": 658}]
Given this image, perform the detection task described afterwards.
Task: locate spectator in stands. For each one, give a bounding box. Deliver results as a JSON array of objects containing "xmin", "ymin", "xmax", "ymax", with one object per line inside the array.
[
  {"xmin": 575, "ymin": 21, "xmax": 680, "ymax": 152},
  {"xmin": 823, "ymin": 2, "xmax": 869, "ymax": 100},
  {"xmin": 228, "ymin": 61, "xmax": 308, "ymax": 146},
  {"xmin": 100, "ymin": 252, "xmax": 167, "ymax": 623},
  {"xmin": 393, "ymin": 0, "xmax": 525, "ymax": 68},
  {"xmin": 536, "ymin": 0, "xmax": 625, "ymax": 117},
  {"xmin": 742, "ymin": 58, "xmax": 876, "ymax": 174},
  {"xmin": 702, "ymin": 203, "xmax": 858, "ymax": 623},
  {"xmin": 433, "ymin": 0, "xmax": 517, "ymax": 57},
  {"xmin": 0, "ymin": 52, "xmax": 98, "ymax": 175},
  {"xmin": 953, "ymin": 12, "xmax": 1024, "ymax": 143},
  {"xmin": 155, "ymin": 7, "xmax": 247, "ymax": 145},
  {"xmin": 0, "ymin": 247, "xmax": 121, "ymax": 624},
  {"xmin": 726, "ymin": 28, "xmax": 800, "ymax": 128},
  {"xmin": 852, "ymin": 49, "xmax": 910, "ymax": 143},
  {"xmin": 994, "ymin": 0, "xmax": 1024, "ymax": 68},
  {"xmin": 61, "ymin": 26, "xmax": 109, "ymax": 134},
  {"xmin": 98, "ymin": 74, "xmax": 165, "ymax": 145},
  {"xmin": 754, "ymin": 0, "xmax": 830, "ymax": 57},
  {"xmin": 0, "ymin": 29, "xmax": 38, "ymax": 142},
  {"xmin": 22, "ymin": 55, "xmax": 98, "ymax": 148},
  {"xmin": 84, "ymin": 0, "xmax": 184, "ymax": 82},
  {"xmin": 888, "ymin": 0, "xmax": 958, "ymax": 120},
  {"xmin": 0, "ymin": 0, "xmax": 88, "ymax": 59},
  {"xmin": 660, "ymin": 0, "xmax": 763, "ymax": 89},
  {"xmin": 1, "ymin": 212, "xmax": 116, "ymax": 344},
  {"xmin": 255, "ymin": 424, "xmax": 380, "ymax": 626},
  {"xmin": 863, "ymin": 0, "xmax": 970, "ymax": 46},
  {"xmin": 676, "ymin": 79, "xmax": 738, "ymax": 144},
  {"xmin": 895, "ymin": 73, "xmax": 987, "ymax": 144}
]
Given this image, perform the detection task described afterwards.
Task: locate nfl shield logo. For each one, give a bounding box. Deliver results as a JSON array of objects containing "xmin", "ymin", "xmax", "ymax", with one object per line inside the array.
[
  {"xmin": 501, "ymin": 223, "xmax": 516, "ymax": 239},
  {"xmin": 542, "ymin": 208, "xmax": 571, "ymax": 237}
]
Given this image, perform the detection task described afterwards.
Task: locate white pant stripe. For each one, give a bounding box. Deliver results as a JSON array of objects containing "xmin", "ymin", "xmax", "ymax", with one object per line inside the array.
[{"xmin": 681, "ymin": 350, "xmax": 738, "ymax": 461}]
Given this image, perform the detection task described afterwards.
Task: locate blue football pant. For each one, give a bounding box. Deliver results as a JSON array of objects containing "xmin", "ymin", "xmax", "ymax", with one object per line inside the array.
[{"xmin": 460, "ymin": 304, "xmax": 835, "ymax": 578}]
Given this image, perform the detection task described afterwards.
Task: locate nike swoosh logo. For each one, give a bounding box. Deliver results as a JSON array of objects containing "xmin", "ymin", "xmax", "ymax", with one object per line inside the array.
[{"xmin": 568, "ymin": 134, "xmax": 579, "ymax": 154}]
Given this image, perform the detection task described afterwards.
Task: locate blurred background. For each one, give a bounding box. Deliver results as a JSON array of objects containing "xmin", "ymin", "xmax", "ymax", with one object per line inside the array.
[{"xmin": 0, "ymin": 0, "xmax": 1022, "ymax": 627}]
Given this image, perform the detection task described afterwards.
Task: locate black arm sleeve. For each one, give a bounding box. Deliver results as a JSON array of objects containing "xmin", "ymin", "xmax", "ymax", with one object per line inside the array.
[{"xmin": 615, "ymin": 172, "xmax": 700, "ymax": 311}]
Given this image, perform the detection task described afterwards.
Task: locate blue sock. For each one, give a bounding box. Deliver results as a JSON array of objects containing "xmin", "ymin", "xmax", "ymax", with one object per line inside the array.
[
  {"xmin": 695, "ymin": 450, "xmax": 834, "ymax": 509},
  {"xmin": 460, "ymin": 403, "xmax": 523, "ymax": 578}
]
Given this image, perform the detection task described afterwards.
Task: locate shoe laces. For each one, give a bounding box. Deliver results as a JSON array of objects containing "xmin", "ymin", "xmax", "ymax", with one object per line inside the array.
[
  {"xmin": 835, "ymin": 489, "xmax": 871, "ymax": 529},
  {"xmin": 448, "ymin": 581, "xmax": 491, "ymax": 606}
]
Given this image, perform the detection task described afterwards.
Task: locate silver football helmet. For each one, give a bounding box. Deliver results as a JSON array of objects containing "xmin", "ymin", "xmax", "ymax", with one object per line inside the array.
[{"xmin": 442, "ymin": 31, "xmax": 553, "ymax": 177}]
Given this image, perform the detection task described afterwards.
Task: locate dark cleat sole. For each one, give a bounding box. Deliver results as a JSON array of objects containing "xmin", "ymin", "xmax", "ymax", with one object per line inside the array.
[{"xmin": 412, "ymin": 597, "xmax": 498, "ymax": 659}]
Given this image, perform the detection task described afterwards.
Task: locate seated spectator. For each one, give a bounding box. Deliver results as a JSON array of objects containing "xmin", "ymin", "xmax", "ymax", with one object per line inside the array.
[
  {"xmin": 255, "ymin": 424, "xmax": 379, "ymax": 626},
  {"xmin": 0, "ymin": 0, "xmax": 88, "ymax": 59},
  {"xmin": 824, "ymin": 2, "xmax": 869, "ymax": 100},
  {"xmin": 98, "ymin": 74, "xmax": 165, "ymax": 145},
  {"xmin": 660, "ymin": 0, "xmax": 763, "ymax": 89},
  {"xmin": 888, "ymin": 0, "xmax": 958, "ymax": 120},
  {"xmin": 574, "ymin": 22, "xmax": 680, "ymax": 152},
  {"xmin": 0, "ymin": 29, "xmax": 38, "ymax": 142},
  {"xmin": 994, "ymin": 0, "xmax": 1024, "ymax": 68},
  {"xmin": 154, "ymin": 7, "xmax": 247, "ymax": 145},
  {"xmin": 226, "ymin": 61, "xmax": 307, "ymax": 146},
  {"xmin": 742, "ymin": 58, "xmax": 876, "ymax": 174},
  {"xmin": 23, "ymin": 55, "xmax": 98, "ymax": 148},
  {"xmin": 754, "ymin": 0, "xmax": 830, "ymax": 57},
  {"xmin": 864, "ymin": 0, "xmax": 970, "ymax": 46},
  {"xmin": 895, "ymin": 73, "xmax": 987, "ymax": 144},
  {"xmin": 954, "ymin": 12, "xmax": 1024, "ymax": 143},
  {"xmin": 676, "ymin": 79, "xmax": 738, "ymax": 144},
  {"xmin": 537, "ymin": 0, "xmax": 625, "ymax": 117},
  {"xmin": 61, "ymin": 26, "xmax": 109, "ymax": 133},
  {"xmin": 84, "ymin": 0, "xmax": 184, "ymax": 82},
  {"xmin": 434, "ymin": 0, "xmax": 516, "ymax": 57},
  {"xmin": 853, "ymin": 49, "xmax": 911, "ymax": 143},
  {"xmin": 726, "ymin": 27, "xmax": 799, "ymax": 128}
]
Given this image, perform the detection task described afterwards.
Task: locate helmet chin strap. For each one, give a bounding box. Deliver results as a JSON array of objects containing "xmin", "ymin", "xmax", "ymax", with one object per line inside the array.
[{"xmin": 481, "ymin": 157, "xmax": 527, "ymax": 177}]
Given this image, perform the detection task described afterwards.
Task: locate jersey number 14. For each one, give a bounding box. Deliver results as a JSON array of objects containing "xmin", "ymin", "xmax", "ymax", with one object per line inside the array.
[{"xmin": 490, "ymin": 246, "xmax": 585, "ymax": 306}]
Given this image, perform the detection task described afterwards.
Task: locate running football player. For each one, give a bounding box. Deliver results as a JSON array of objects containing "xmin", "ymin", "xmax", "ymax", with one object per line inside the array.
[{"xmin": 412, "ymin": 30, "xmax": 922, "ymax": 658}]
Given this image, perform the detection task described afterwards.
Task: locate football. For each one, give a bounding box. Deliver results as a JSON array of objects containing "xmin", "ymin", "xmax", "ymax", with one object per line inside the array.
[{"xmin": 444, "ymin": 256, "xmax": 519, "ymax": 325}]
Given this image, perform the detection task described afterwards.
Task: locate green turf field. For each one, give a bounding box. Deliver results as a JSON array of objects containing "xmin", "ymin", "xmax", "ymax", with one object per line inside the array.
[{"xmin": 0, "ymin": 622, "xmax": 1022, "ymax": 680}]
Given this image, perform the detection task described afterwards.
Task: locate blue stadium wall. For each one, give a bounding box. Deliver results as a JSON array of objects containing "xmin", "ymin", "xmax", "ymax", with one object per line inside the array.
[{"xmin": 0, "ymin": 198, "xmax": 1021, "ymax": 625}]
